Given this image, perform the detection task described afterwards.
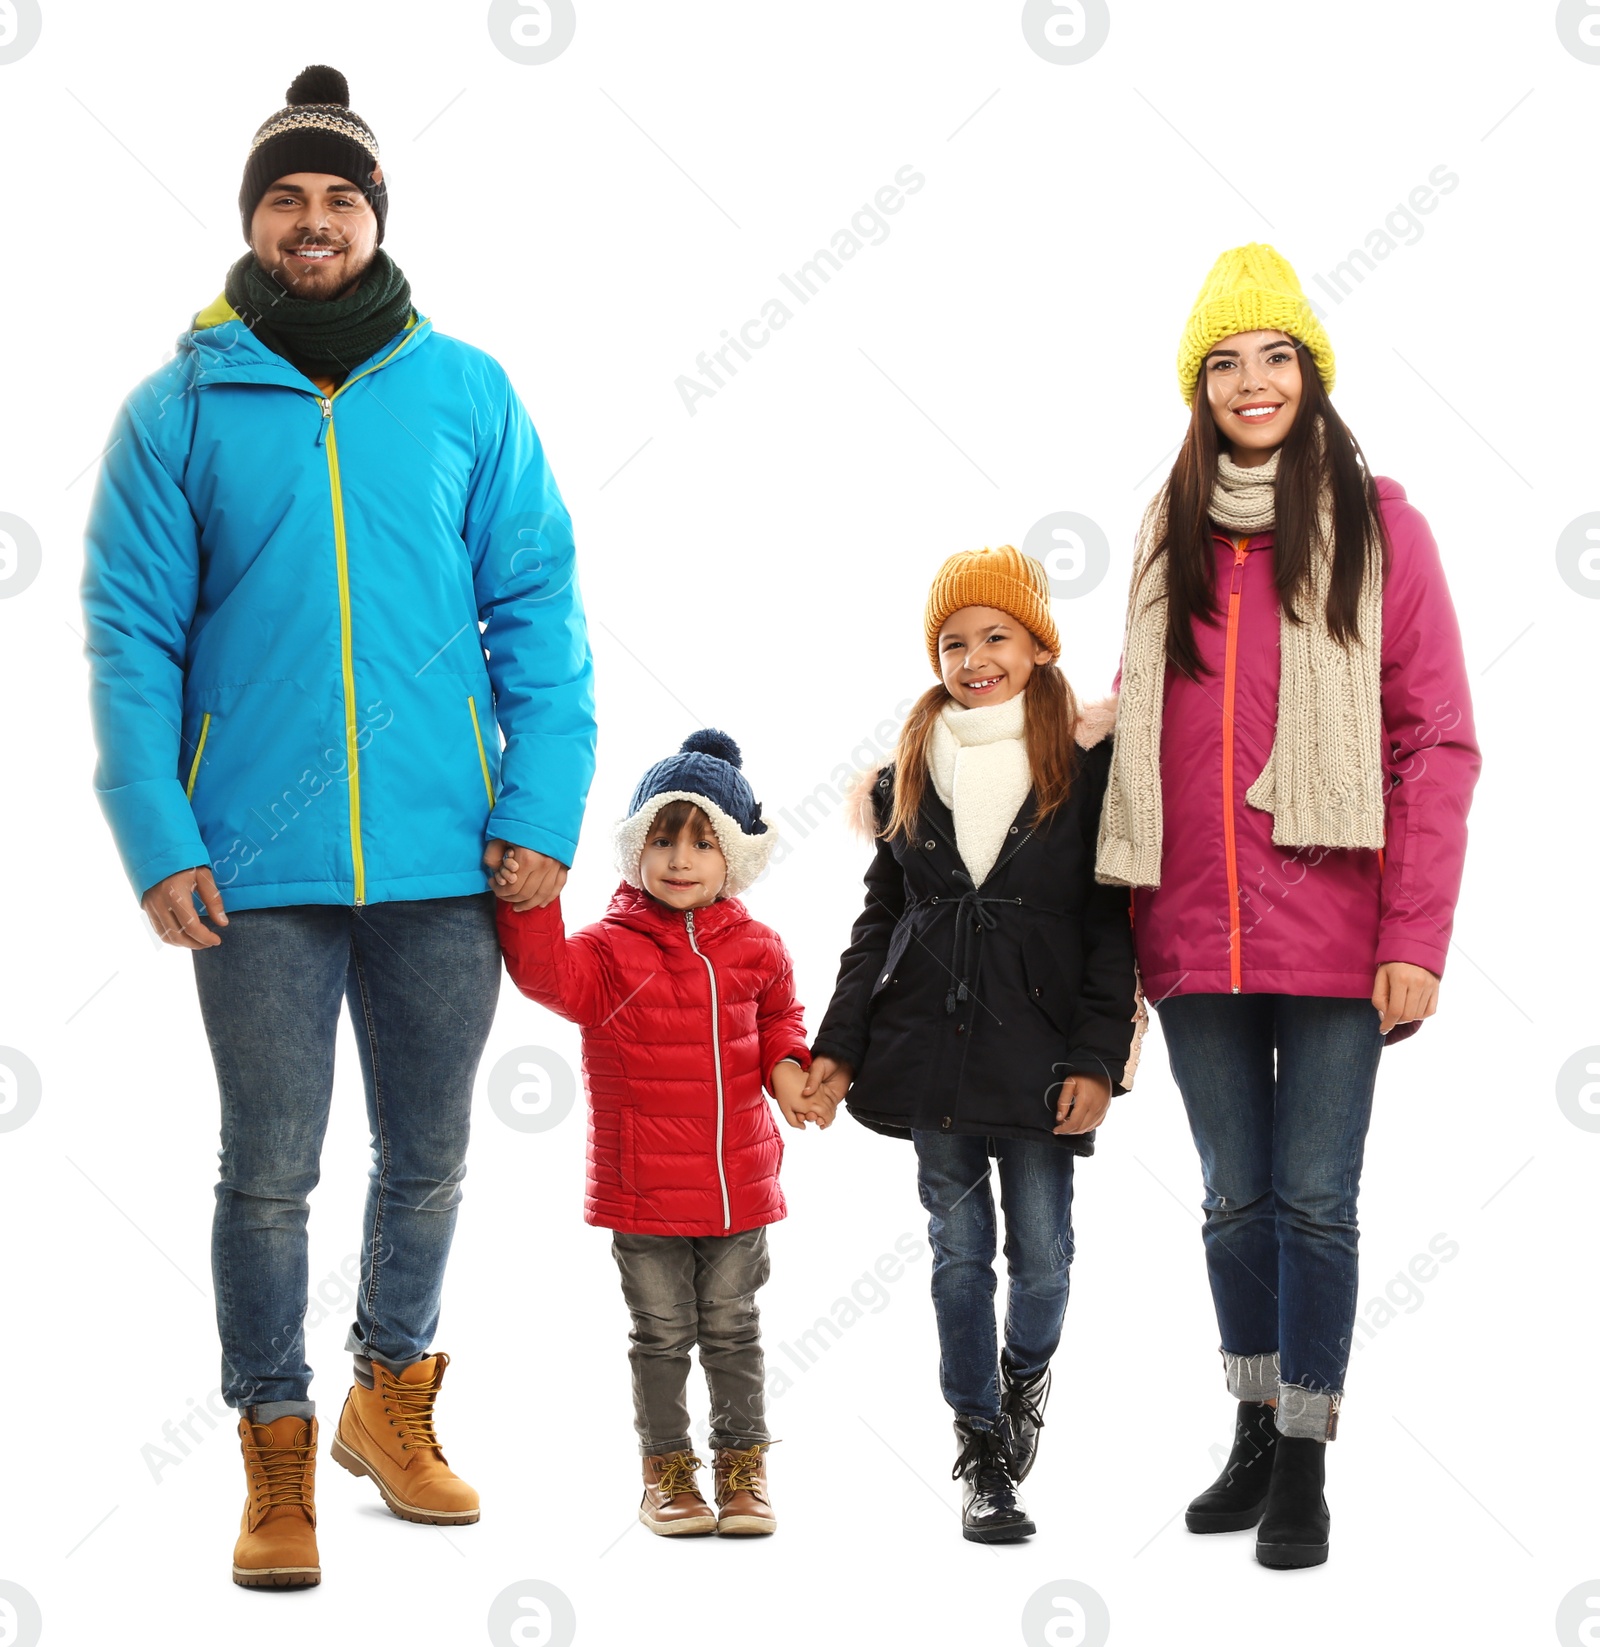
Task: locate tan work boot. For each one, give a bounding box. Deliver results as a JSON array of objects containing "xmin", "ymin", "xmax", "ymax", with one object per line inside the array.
[
  {"xmin": 330, "ymin": 1352, "xmax": 479, "ymax": 1524},
  {"xmin": 233, "ymin": 1413, "xmax": 320, "ymax": 1589},
  {"xmin": 639, "ymin": 1452, "xmax": 717, "ymax": 1536},
  {"xmin": 714, "ymin": 1443, "xmax": 777, "ymax": 1535}
]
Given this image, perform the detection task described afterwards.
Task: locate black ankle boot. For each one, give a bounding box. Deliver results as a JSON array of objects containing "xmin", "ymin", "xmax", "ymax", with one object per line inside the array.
[
  {"xmin": 952, "ymin": 1419, "xmax": 1035, "ymax": 1543},
  {"xmin": 1255, "ymin": 1436, "xmax": 1330, "ymax": 1568},
  {"xmin": 998, "ymin": 1363, "xmax": 1050, "ymax": 1483},
  {"xmin": 1186, "ymin": 1400, "xmax": 1279, "ymax": 1533}
]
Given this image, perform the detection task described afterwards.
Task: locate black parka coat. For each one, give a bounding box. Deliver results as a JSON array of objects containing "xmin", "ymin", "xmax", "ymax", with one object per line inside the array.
[{"xmin": 811, "ymin": 737, "xmax": 1138, "ymax": 1156}]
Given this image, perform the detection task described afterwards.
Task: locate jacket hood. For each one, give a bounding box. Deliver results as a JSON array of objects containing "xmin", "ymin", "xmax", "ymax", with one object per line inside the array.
[
  {"xmin": 602, "ymin": 881, "xmax": 752, "ymax": 940},
  {"xmin": 176, "ymin": 290, "xmax": 432, "ymax": 390},
  {"xmin": 842, "ymin": 693, "xmax": 1118, "ymax": 841}
]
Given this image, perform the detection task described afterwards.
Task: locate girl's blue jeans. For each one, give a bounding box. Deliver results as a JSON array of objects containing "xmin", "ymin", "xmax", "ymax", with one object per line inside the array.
[{"xmin": 912, "ymin": 1131, "xmax": 1076, "ymax": 1427}]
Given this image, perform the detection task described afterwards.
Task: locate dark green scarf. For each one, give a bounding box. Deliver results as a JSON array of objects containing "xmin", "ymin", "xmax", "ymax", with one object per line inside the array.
[{"xmin": 224, "ymin": 248, "xmax": 414, "ymax": 382}]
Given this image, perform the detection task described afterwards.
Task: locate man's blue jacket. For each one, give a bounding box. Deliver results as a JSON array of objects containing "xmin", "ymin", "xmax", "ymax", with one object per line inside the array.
[{"xmin": 83, "ymin": 293, "xmax": 595, "ymax": 910}]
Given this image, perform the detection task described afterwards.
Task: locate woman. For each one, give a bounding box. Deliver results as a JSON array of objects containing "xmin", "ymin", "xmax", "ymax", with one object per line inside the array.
[
  {"xmin": 805, "ymin": 547, "xmax": 1139, "ymax": 1543},
  {"xmin": 1097, "ymin": 243, "xmax": 1479, "ymax": 1569}
]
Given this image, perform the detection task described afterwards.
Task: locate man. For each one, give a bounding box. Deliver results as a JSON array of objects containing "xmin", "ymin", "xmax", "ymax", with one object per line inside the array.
[{"xmin": 81, "ymin": 65, "xmax": 594, "ymax": 1590}]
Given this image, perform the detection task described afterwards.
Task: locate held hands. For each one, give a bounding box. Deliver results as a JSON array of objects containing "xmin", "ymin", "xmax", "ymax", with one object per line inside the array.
[
  {"xmin": 1371, "ymin": 962, "xmax": 1440, "ymax": 1035},
  {"xmin": 802, "ymin": 1054, "xmax": 854, "ymax": 1114},
  {"xmin": 486, "ymin": 842, "xmax": 568, "ymax": 912},
  {"xmin": 1053, "ymin": 1072, "xmax": 1112, "ymax": 1136},
  {"xmin": 773, "ymin": 1059, "xmax": 836, "ymax": 1131},
  {"xmin": 142, "ymin": 866, "xmax": 228, "ymax": 949}
]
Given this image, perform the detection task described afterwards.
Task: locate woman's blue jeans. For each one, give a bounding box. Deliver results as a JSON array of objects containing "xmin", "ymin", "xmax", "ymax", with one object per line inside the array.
[
  {"xmin": 1156, "ymin": 993, "xmax": 1384, "ymax": 1440},
  {"xmin": 192, "ymin": 895, "xmax": 501, "ymax": 1420},
  {"xmin": 912, "ymin": 1131, "xmax": 1076, "ymax": 1427}
]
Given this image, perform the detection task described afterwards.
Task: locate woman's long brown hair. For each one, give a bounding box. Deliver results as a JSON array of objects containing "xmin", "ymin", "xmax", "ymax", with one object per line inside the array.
[
  {"xmin": 1150, "ymin": 339, "xmax": 1389, "ymax": 681},
  {"xmin": 884, "ymin": 662, "xmax": 1080, "ymax": 841}
]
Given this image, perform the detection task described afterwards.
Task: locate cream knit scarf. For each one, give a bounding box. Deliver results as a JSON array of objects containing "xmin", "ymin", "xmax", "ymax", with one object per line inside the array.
[
  {"xmin": 927, "ymin": 693, "xmax": 1032, "ymax": 886},
  {"xmin": 1096, "ymin": 447, "xmax": 1386, "ymax": 888}
]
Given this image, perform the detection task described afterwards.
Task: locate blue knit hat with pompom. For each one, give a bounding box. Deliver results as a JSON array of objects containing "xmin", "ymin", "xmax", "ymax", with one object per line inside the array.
[{"xmin": 615, "ymin": 729, "xmax": 776, "ymax": 897}]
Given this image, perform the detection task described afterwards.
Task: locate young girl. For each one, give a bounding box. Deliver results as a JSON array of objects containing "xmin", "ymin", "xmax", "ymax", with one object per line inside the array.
[
  {"xmin": 496, "ymin": 730, "xmax": 830, "ymax": 1537},
  {"xmin": 1099, "ymin": 244, "xmax": 1479, "ymax": 1569},
  {"xmin": 805, "ymin": 548, "xmax": 1140, "ymax": 1544}
]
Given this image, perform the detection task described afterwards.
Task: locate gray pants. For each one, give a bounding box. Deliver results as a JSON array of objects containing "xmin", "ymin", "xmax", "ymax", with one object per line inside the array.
[{"xmin": 611, "ymin": 1227, "xmax": 771, "ymax": 1455}]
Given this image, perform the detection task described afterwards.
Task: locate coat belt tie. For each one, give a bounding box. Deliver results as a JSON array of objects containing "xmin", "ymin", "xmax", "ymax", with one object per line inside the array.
[{"xmin": 943, "ymin": 881, "xmax": 1018, "ymax": 1016}]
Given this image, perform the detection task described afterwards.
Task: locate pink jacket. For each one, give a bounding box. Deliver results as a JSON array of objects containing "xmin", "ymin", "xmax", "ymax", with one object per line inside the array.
[{"xmin": 1130, "ymin": 478, "xmax": 1480, "ymax": 1005}]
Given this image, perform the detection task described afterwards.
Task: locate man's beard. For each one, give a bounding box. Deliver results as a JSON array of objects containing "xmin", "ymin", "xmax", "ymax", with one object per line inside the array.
[{"xmin": 264, "ymin": 247, "xmax": 372, "ymax": 303}]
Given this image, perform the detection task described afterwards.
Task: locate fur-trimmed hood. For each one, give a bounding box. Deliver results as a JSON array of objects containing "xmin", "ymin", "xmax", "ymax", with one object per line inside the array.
[{"xmin": 841, "ymin": 693, "xmax": 1118, "ymax": 840}]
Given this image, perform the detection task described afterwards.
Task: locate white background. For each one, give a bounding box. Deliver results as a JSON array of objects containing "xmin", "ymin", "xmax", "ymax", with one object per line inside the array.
[{"xmin": 1, "ymin": 2, "xmax": 1596, "ymax": 1644}]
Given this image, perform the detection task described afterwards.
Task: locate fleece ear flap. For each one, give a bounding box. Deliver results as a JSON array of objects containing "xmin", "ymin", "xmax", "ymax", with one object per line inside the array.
[{"xmin": 613, "ymin": 789, "xmax": 779, "ymax": 898}]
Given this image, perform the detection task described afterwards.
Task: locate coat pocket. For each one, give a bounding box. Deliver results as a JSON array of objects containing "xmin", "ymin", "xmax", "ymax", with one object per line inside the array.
[
  {"xmin": 1021, "ymin": 930, "xmax": 1073, "ymax": 1038},
  {"xmin": 466, "ymin": 694, "xmax": 496, "ymax": 809},
  {"xmin": 184, "ymin": 711, "xmax": 214, "ymax": 801},
  {"xmin": 868, "ymin": 917, "xmax": 917, "ymax": 1006}
]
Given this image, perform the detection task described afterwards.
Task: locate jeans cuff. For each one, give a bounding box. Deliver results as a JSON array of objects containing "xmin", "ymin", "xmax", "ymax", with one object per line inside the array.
[
  {"xmin": 709, "ymin": 1431, "xmax": 772, "ymax": 1453},
  {"xmin": 1221, "ymin": 1349, "xmax": 1280, "ymax": 1402},
  {"xmin": 247, "ymin": 1399, "xmax": 316, "ymax": 1423},
  {"xmin": 1275, "ymin": 1383, "xmax": 1340, "ymax": 1441},
  {"xmin": 639, "ymin": 1437, "xmax": 694, "ymax": 1459}
]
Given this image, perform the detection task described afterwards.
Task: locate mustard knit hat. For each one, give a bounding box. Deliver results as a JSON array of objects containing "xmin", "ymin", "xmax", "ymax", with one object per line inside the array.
[
  {"xmin": 924, "ymin": 545, "xmax": 1060, "ymax": 675},
  {"xmin": 1176, "ymin": 242, "xmax": 1335, "ymax": 405}
]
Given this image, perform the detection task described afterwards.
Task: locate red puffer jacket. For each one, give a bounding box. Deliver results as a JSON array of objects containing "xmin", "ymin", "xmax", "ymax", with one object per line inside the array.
[{"xmin": 497, "ymin": 884, "xmax": 810, "ymax": 1237}]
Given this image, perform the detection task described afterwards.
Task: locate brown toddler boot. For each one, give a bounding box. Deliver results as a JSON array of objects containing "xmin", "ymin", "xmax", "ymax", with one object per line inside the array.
[
  {"xmin": 330, "ymin": 1352, "xmax": 480, "ymax": 1524},
  {"xmin": 232, "ymin": 1413, "xmax": 320, "ymax": 1589},
  {"xmin": 713, "ymin": 1443, "xmax": 777, "ymax": 1535},
  {"xmin": 639, "ymin": 1452, "xmax": 717, "ymax": 1536}
]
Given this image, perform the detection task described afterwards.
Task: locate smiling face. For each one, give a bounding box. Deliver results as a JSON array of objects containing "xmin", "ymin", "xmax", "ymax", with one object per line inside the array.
[
  {"xmin": 638, "ymin": 804, "xmax": 727, "ymax": 910},
  {"xmin": 248, "ymin": 172, "xmax": 378, "ymax": 301},
  {"xmin": 936, "ymin": 605, "xmax": 1053, "ymax": 709},
  {"xmin": 1203, "ymin": 329, "xmax": 1304, "ymax": 467}
]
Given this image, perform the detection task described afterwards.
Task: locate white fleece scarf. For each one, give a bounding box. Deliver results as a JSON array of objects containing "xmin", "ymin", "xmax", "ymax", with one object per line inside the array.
[
  {"xmin": 926, "ymin": 693, "xmax": 1031, "ymax": 886},
  {"xmin": 1096, "ymin": 446, "xmax": 1386, "ymax": 888}
]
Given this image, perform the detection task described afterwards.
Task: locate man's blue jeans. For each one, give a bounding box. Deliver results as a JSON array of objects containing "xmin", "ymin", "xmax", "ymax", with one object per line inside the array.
[
  {"xmin": 912, "ymin": 1131, "xmax": 1076, "ymax": 1427},
  {"xmin": 1156, "ymin": 993, "xmax": 1384, "ymax": 1440},
  {"xmin": 193, "ymin": 895, "xmax": 500, "ymax": 1420}
]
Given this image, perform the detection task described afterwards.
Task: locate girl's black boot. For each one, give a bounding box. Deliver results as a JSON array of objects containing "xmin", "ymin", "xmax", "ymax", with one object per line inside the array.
[
  {"xmin": 1255, "ymin": 1435, "xmax": 1330, "ymax": 1569},
  {"xmin": 998, "ymin": 1363, "xmax": 1051, "ymax": 1483},
  {"xmin": 952, "ymin": 1419, "xmax": 1035, "ymax": 1543},
  {"xmin": 1186, "ymin": 1400, "xmax": 1279, "ymax": 1533}
]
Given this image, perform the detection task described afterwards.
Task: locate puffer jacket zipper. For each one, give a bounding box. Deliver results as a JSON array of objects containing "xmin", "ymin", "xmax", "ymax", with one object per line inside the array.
[
  {"xmin": 1221, "ymin": 535, "xmax": 1251, "ymax": 993},
  {"xmin": 310, "ymin": 328, "xmax": 417, "ymax": 907},
  {"xmin": 684, "ymin": 908, "xmax": 731, "ymax": 1230}
]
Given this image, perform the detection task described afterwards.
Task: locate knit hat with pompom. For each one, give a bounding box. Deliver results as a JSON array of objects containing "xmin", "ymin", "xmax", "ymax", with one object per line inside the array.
[
  {"xmin": 614, "ymin": 730, "xmax": 777, "ymax": 898},
  {"xmin": 239, "ymin": 66, "xmax": 388, "ymax": 244}
]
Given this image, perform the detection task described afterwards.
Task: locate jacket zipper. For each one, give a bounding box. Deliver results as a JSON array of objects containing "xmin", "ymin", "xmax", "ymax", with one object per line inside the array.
[
  {"xmin": 312, "ymin": 329, "xmax": 416, "ymax": 907},
  {"xmin": 684, "ymin": 909, "xmax": 732, "ymax": 1231},
  {"xmin": 467, "ymin": 696, "xmax": 496, "ymax": 809},
  {"xmin": 1221, "ymin": 536, "xmax": 1250, "ymax": 993},
  {"xmin": 184, "ymin": 711, "xmax": 212, "ymax": 800}
]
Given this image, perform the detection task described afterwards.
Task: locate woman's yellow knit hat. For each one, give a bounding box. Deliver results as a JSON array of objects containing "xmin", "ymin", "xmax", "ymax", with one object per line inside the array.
[
  {"xmin": 1176, "ymin": 242, "xmax": 1335, "ymax": 405},
  {"xmin": 924, "ymin": 545, "xmax": 1060, "ymax": 674}
]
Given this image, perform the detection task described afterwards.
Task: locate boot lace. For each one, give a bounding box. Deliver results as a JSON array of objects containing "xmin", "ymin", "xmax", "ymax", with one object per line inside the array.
[
  {"xmin": 249, "ymin": 1428, "xmax": 315, "ymax": 1511},
  {"xmin": 655, "ymin": 1453, "xmax": 706, "ymax": 1499},
  {"xmin": 1003, "ymin": 1367, "xmax": 1050, "ymax": 1435},
  {"xmin": 383, "ymin": 1369, "xmax": 443, "ymax": 1453},
  {"xmin": 717, "ymin": 1445, "xmax": 767, "ymax": 1499},
  {"xmin": 952, "ymin": 1428, "xmax": 1015, "ymax": 1495}
]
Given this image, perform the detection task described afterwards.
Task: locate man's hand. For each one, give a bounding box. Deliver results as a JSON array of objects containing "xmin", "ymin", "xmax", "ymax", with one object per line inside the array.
[
  {"xmin": 802, "ymin": 1054, "xmax": 854, "ymax": 1109},
  {"xmin": 486, "ymin": 842, "xmax": 568, "ymax": 912},
  {"xmin": 142, "ymin": 866, "xmax": 228, "ymax": 949},
  {"xmin": 1372, "ymin": 962, "xmax": 1440, "ymax": 1035},
  {"xmin": 773, "ymin": 1059, "xmax": 836, "ymax": 1130},
  {"xmin": 1053, "ymin": 1071, "xmax": 1112, "ymax": 1136}
]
